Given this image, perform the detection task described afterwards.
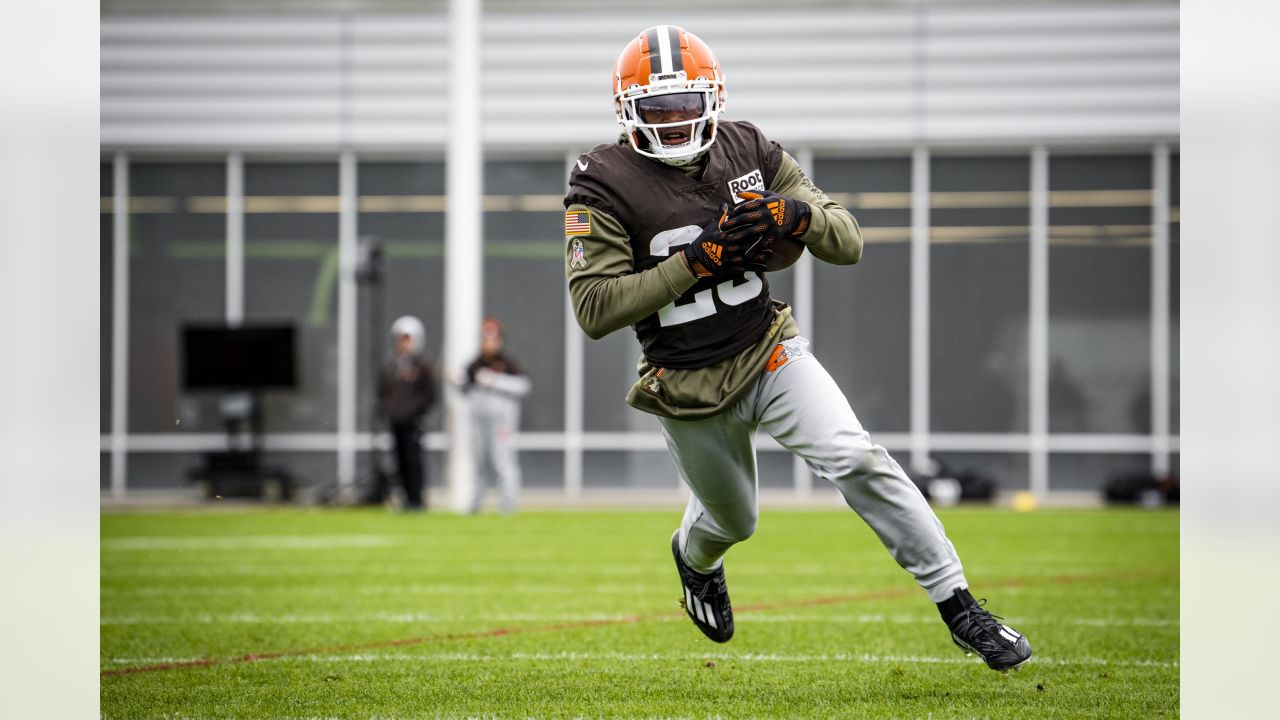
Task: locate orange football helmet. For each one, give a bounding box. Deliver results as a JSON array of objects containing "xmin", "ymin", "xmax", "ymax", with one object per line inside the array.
[{"xmin": 612, "ymin": 25, "xmax": 726, "ymax": 166}]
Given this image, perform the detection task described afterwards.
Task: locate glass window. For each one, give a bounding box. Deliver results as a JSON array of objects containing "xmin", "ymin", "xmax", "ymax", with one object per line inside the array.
[
  {"xmin": 584, "ymin": 450, "xmax": 679, "ymax": 490},
  {"xmin": 932, "ymin": 451, "xmax": 1029, "ymax": 494},
  {"xmin": 583, "ymin": 331, "xmax": 648, "ymax": 432},
  {"xmin": 128, "ymin": 162, "xmax": 227, "ymax": 433},
  {"xmin": 1048, "ymin": 154, "xmax": 1152, "ymax": 434},
  {"xmin": 484, "ymin": 158, "xmax": 566, "ymax": 433},
  {"xmin": 244, "ymin": 162, "xmax": 339, "ymax": 433},
  {"xmin": 357, "ymin": 449, "xmax": 446, "ymax": 495},
  {"xmin": 1050, "ymin": 452, "xmax": 1151, "ymax": 494},
  {"xmin": 516, "ymin": 451, "xmax": 565, "ymax": 490},
  {"xmin": 356, "ymin": 161, "xmax": 446, "ymax": 433},
  {"xmin": 125, "ymin": 451, "xmax": 336, "ymax": 492},
  {"xmin": 101, "ymin": 161, "xmax": 114, "ymax": 434},
  {"xmin": 123, "ymin": 453, "xmax": 203, "ymax": 490},
  {"xmin": 930, "ymin": 155, "xmax": 1031, "ymax": 433},
  {"xmin": 812, "ymin": 156, "xmax": 912, "ymax": 432},
  {"xmin": 756, "ymin": 451, "xmax": 795, "ymax": 490}
]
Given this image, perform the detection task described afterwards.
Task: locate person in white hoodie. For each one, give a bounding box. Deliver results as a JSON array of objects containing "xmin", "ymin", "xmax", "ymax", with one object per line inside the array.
[{"xmin": 462, "ymin": 318, "xmax": 530, "ymax": 514}]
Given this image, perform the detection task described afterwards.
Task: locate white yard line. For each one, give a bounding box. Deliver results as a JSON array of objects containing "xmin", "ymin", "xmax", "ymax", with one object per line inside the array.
[
  {"xmin": 101, "ymin": 612, "xmax": 676, "ymax": 625},
  {"xmin": 102, "ymin": 583, "xmax": 663, "ymax": 597},
  {"xmin": 102, "ymin": 535, "xmax": 404, "ymax": 551},
  {"xmin": 106, "ymin": 651, "xmax": 1179, "ymax": 669},
  {"xmin": 101, "ymin": 563, "xmax": 659, "ymax": 578},
  {"xmin": 101, "ymin": 612, "xmax": 1176, "ymax": 628}
]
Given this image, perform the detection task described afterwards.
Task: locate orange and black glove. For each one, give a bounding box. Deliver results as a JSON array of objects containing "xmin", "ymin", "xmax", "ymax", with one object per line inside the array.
[
  {"xmin": 682, "ymin": 203, "xmax": 774, "ymax": 278},
  {"xmin": 723, "ymin": 190, "xmax": 811, "ymax": 242}
]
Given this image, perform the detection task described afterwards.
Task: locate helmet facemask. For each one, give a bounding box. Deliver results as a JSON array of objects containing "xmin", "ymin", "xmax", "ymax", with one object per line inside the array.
[{"xmin": 616, "ymin": 73, "xmax": 723, "ymax": 166}]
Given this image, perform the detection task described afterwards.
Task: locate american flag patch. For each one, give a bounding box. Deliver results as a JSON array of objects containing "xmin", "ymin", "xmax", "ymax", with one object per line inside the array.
[{"xmin": 565, "ymin": 210, "xmax": 591, "ymax": 235}]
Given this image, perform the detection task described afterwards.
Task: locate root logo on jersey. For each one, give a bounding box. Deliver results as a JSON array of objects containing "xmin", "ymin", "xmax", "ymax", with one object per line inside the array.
[
  {"xmin": 727, "ymin": 169, "xmax": 764, "ymax": 204},
  {"xmin": 570, "ymin": 238, "xmax": 588, "ymax": 269}
]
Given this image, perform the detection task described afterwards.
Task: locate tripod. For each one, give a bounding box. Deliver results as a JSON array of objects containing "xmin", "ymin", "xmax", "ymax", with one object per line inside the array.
[{"xmin": 355, "ymin": 236, "xmax": 394, "ymax": 504}]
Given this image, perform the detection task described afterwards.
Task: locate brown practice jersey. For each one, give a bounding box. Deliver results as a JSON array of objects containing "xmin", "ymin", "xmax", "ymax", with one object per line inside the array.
[{"xmin": 565, "ymin": 121, "xmax": 784, "ymax": 369}]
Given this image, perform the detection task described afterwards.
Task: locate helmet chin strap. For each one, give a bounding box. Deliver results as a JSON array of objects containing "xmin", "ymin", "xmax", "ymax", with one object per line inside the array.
[{"xmin": 654, "ymin": 145, "xmax": 707, "ymax": 167}]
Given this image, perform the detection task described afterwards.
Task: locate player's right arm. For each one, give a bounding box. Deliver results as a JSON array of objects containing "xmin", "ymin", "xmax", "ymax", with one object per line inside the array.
[
  {"xmin": 769, "ymin": 152, "xmax": 863, "ymax": 265},
  {"xmin": 565, "ymin": 203, "xmax": 700, "ymax": 340}
]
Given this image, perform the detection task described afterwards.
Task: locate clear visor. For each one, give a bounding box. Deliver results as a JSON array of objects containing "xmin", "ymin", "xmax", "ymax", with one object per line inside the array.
[{"xmin": 635, "ymin": 92, "xmax": 706, "ymax": 125}]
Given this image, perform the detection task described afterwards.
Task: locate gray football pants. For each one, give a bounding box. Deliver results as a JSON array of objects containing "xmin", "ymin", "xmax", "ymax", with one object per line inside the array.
[
  {"xmin": 469, "ymin": 398, "xmax": 522, "ymax": 514},
  {"xmin": 659, "ymin": 337, "xmax": 968, "ymax": 603}
]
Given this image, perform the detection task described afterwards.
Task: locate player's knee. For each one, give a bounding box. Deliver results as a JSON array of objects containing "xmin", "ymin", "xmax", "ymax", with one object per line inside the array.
[
  {"xmin": 718, "ymin": 513, "xmax": 757, "ymax": 543},
  {"xmin": 828, "ymin": 445, "xmax": 883, "ymax": 481}
]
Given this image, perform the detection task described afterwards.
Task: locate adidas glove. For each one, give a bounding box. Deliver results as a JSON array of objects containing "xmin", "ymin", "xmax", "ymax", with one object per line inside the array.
[
  {"xmin": 683, "ymin": 203, "xmax": 774, "ymax": 278},
  {"xmin": 724, "ymin": 190, "xmax": 811, "ymax": 242}
]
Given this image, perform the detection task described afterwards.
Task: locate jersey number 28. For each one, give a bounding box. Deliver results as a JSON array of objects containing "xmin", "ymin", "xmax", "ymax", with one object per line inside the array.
[{"xmin": 650, "ymin": 226, "xmax": 763, "ymax": 327}]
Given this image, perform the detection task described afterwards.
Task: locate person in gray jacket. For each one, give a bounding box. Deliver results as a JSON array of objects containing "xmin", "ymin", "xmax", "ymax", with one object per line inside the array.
[
  {"xmin": 462, "ymin": 318, "xmax": 530, "ymax": 514},
  {"xmin": 378, "ymin": 315, "xmax": 437, "ymax": 511}
]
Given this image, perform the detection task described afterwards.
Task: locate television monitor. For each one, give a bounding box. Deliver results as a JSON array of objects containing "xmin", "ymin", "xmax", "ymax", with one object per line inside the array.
[{"xmin": 182, "ymin": 324, "xmax": 297, "ymax": 389}]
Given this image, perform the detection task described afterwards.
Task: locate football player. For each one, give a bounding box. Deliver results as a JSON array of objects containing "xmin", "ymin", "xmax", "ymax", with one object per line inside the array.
[{"xmin": 563, "ymin": 25, "xmax": 1032, "ymax": 672}]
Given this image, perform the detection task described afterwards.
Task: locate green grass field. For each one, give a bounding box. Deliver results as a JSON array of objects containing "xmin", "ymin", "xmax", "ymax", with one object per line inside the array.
[{"xmin": 101, "ymin": 507, "xmax": 1178, "ymax": 719}]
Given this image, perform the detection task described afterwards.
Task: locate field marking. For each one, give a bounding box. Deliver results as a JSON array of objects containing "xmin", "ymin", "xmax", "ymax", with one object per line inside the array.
[
  {"xmin": 101, "ymin": 569, "xmax": 1171, "ymax": 678},
  {"xmin": 102, "ymin": 535, "xmax": 404, "ymax": 551},
  {"xmin": 101, "ymin": 611, "xmax": 677, "ymax": 625},
  {"xmin": 102, "ymin": 563, "xmax": 668, "ymax": 578},
  {"xmin": 732, "ymin": 614, "xmax": 1178, "ymax": 627},
  {"xmin": 106, "ymin": 651, "xmax": 1179, "ymax": 669},
  {"xmin": 100, "ymin": 611, "xmax": 1175, "ymax": 628},
  {"xmin": 101, "ymin": 582, "xmax": 664, "ymax": 597}
]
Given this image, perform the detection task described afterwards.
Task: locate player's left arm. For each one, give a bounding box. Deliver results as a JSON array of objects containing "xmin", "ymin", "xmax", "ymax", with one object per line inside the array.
[
  {"xmin": 768, "ymin": 152, "xmax": 863, "ymax": 265},
  {"xmin": 565, "ymin": 204, "xmax": 700, "ymax": 340},
  {"xmin": 483, "ymin": 372, "xmax": 532, "ymax": 398}
]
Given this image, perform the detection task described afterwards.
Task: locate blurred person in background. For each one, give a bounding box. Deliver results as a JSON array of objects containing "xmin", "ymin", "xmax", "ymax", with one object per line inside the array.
[
  {"xmin": 377, "ymin": 315, "xmax": 437, "ymax": 511},
  {"xmin": 564, "ymin": 25, "xmax": 1031, "ymax": 671},
  {"xmin": 461, "ymin": 318, "xmax": 531, "ymax": 514}
]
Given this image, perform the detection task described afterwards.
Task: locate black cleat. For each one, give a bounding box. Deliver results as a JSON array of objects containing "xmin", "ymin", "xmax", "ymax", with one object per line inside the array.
[
  {"xmin": 947, "ymin": 597, "xmax": 1033, "ymax": 671},
  {"xmin": 671, "ymin": 532, "xmax": 734, "ymax": 643}
]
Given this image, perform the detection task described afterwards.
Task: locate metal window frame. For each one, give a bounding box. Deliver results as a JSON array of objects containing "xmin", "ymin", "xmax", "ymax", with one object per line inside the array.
[
  {"xmin": 104, "ymin": 143, "xmax": 1180, "ymax": 500},
  {"xmin": 1151, "ymin": 144, "xmax": 1172, "ymax": 475},
  {"xmin": 225, "ymin": 151, "xmax": 244, "ymax": 326},
  {"xmin": 109, "ymin": 152, "xmax": 130, "ymax": 499},
  {"xmin": 1030, "ymin": 145, "xmax": 1050, "ymax": 499},
  {"xmin": 910, "ymin": 144, "xmax": 931, "ymax": 473}
]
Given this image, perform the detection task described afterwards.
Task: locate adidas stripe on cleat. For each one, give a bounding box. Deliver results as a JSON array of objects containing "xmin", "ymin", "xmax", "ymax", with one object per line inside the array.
[
  {"xmin": 671, "ymin": 532, "xmax": 734, "ymax": 643},
  {"xmin": 947, "ymin": 597, "xmax": 1033, "ymax": 672}
]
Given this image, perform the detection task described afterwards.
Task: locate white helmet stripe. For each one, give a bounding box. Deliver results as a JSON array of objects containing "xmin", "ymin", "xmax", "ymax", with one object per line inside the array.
[{"xmin": 655, "ymin": 24, "xmax": 673, "ymax": 75}]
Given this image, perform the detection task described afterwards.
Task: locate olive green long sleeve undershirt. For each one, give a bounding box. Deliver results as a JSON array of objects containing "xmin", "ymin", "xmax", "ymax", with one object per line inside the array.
[{"xmin": 565, "ymin": 151, "xmax": 863, "ymax": 341}]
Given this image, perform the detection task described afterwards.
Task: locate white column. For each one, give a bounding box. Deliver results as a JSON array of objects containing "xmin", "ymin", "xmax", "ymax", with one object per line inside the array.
[
  {"xmin": 225, "ymin": 151, "xmax": 244, "ymax": 326},
  {"xmin": 1151, "ymin": 144, "xmax": 1171, "ymax": 475},
  {"xmin": 110, "ymin": 152, "xmax": 130, "ymax": 498},
  {"xmin": 1029, "ymin": 146, "xmax": 1050, "ymax": 499},
  {"xmin": 791, "ymin": 147, "xmax": 815, "ymax": 499},
  {"xmin": 563, "ymin": 152, "xmax": 584, "ymax": 499},
  {"xmin": 337, "ymin": 149, "xmax": 358, "ymax": 495},
  {"xmin": 444, "ymin": 0, "xmax": 483, "ymax": 512},
  {"xmin": 909, "ymin": 145, "xmax": 930, "ymax": 471}
]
